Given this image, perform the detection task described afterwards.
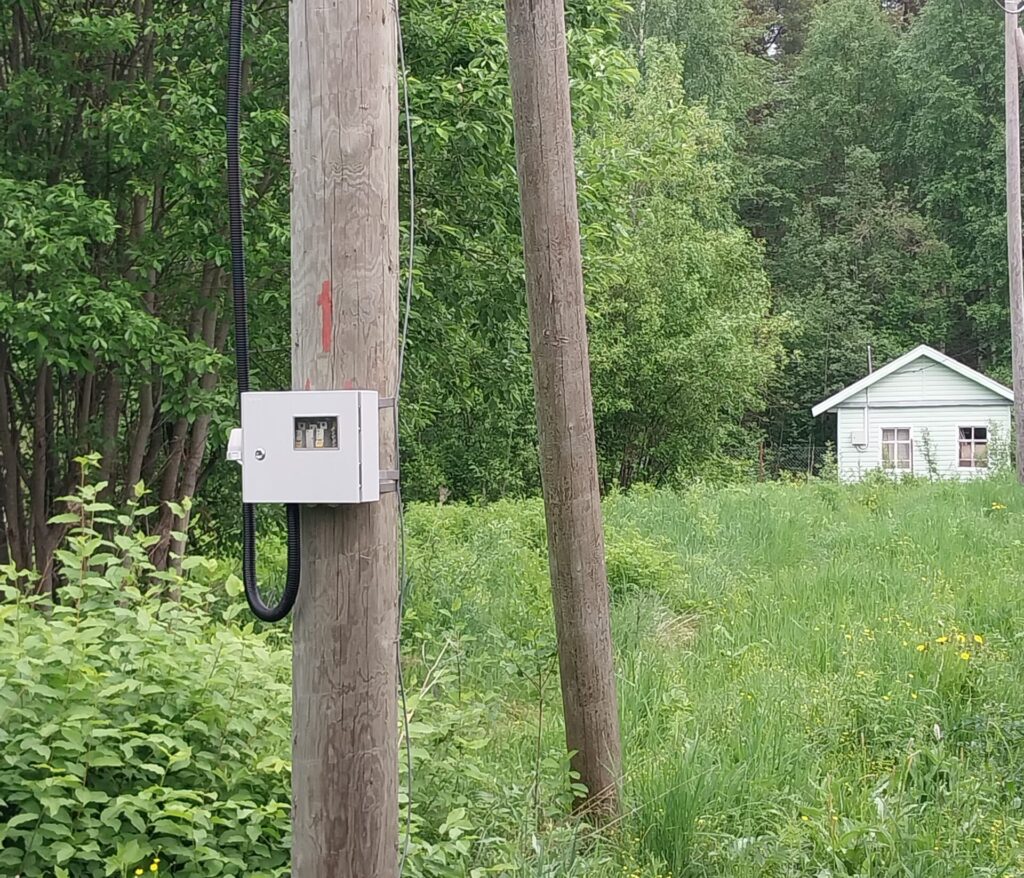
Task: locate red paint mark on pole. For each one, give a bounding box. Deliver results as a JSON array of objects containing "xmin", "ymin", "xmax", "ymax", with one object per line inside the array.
[
  {"xmin": 304, "ymin": 378, "xmax": 312, "ymax": 391},
  {"xmin": 317, "ymin": 280, "xmax": 333, "ymax": 352},
  {"xmin": 343, "ymin": 379, "xmax": 354, "ymax": 390}
]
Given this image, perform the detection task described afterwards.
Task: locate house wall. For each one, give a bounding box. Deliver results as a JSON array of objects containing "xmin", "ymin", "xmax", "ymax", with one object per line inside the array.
[
  {"xmin": 841, "ymin": 359, "xmax": 1007, "ymax": 406},
  {"xmin": 836, "ymin": 404, "xmax": 1011, "ymax": 482},
  {"xmin": 830, "ymin": 359, "xmax": 1012, "ymax": 482}
]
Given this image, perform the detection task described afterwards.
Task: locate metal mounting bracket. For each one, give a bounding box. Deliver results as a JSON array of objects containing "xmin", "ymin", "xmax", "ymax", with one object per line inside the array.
[{"xmin": 378, "ymin": 396, "xmax": 399, "ymax": 493}]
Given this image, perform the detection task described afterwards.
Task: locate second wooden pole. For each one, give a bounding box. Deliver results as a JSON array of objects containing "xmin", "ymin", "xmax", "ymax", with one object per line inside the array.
[
  {"xmin": 1006, "ymin": 7, "xmax": 1024, "ymax": 482},
  {"xmin": 504, "ymin": 0, "xmax": 622, "ymax": 817}
]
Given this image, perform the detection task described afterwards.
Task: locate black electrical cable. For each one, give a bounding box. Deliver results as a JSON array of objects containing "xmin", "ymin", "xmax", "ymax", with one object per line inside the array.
[{"xmin": 228, "ymin": 0, "xmax": 301, "ymax": 622}]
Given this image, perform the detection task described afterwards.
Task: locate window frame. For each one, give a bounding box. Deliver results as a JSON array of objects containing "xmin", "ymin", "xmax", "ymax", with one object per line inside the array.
[
  {"xmin": 956, "ymin": 424, "xmax": 990, "ymax": 471},
  {"xmin": 879, "ymin": 426, "xmax": 914, "ymax": 472}
]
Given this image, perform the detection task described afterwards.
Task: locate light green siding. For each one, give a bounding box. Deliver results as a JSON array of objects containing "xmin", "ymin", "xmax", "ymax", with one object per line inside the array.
[
  {"xmin": 841, "ymin": 361, "xmax": 1007, "ymax": 406},
  {"xmin": 836, "ymin": 405, "xmax": 1010, "ymax": 481}
]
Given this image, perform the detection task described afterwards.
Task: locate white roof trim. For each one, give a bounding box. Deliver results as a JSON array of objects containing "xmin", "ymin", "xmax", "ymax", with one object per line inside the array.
[{"xmin": 811, "ymin": 345, "xmax": 1013, "ymax": 417}]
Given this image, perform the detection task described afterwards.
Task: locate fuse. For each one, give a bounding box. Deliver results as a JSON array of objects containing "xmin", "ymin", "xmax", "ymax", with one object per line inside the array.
[{"xmin": 294, "ymin": 416, "xmax": 339, "ymax": 450}]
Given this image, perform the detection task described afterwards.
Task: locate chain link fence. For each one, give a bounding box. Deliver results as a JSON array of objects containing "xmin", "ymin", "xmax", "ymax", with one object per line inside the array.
[
  {"xmin": 714, "ymin": 444, "xmax": 833, "ymax": 482},
  {"xmin": 759, "ymin": 444, "xmax": 831, "ymax": 480}
]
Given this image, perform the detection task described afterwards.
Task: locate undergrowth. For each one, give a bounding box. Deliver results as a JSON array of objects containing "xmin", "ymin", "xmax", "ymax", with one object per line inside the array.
[{"xmin": 4, "ymin": 473, "xmax": 1024, "ymax": 875}]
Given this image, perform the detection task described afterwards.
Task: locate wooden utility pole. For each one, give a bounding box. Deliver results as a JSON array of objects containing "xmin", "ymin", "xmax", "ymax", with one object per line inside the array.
[
  {"xmin": 289, "ymin": 0, "xmax": 399, "ymax": 873},
  {"xmin": 1006, "ymin": 5, "xmax": 1024, "ymax": 483},
  {"xmin": 504, "ymin": 0, "xmax": 622, "ymax": 817}
]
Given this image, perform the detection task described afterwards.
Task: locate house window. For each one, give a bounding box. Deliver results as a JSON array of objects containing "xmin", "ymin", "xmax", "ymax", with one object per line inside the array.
[
  {"xmin": 881, "ymin": 428, "xmax": 912, "ymax": 470},
  {"xmin": 958, "ymin": 426, "xmax": 989, "ymax": 469}
]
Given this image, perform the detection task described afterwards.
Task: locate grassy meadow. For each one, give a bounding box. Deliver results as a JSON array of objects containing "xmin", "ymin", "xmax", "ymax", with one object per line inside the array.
[
  {"xmin": 403, "ymin": 475, "xmax": 1024, "ymax": 877},
  {"xmin": 4, "ymin": 474, "xmax": 1024, "ymax": 876}
]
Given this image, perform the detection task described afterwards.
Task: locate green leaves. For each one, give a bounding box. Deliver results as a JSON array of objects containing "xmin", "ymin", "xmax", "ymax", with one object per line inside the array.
[
  {"xmin": 745, "ymin": 0, "xmax": 1002, "ymax": 448},
  {"xmin": 0, "ymin": 553, "xmax": 292, "ymax": 876},
  {"xmin": 0, "ymin": 0, "xmax": 289, "ymax": 571},
  {"xmin": 389, "ymin": 0, "xmax": 653, "ymax": 502},
  {"xmin": 0, "ymin": 474, "xmax": 297, "ymax": 876},
  {"xmin": 0, "ymin": 177, "xmax": 143, "ymax": 373},
  {"xmin": 584, "ymin": 43, "xmax": 780, "ymax": 487}
]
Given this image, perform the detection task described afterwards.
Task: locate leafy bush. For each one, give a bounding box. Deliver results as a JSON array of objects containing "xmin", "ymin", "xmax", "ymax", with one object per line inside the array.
[
  {"xmin": 0, "ymin": 481, "xmax": 594, "ymax": 878},
  {"xmin": 0, "ymin": 482, "xmax": 293, "ymax": 878}
]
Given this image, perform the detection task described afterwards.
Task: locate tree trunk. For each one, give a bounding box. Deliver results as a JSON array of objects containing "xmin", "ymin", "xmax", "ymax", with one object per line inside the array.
[
  {"xmin": 150, "ymin": 416, "xmax": 188, "ymax": 570},
  {"xmin": 75, "ymin": 371, "xmax": 95, "ymax": 442},
  {"xmin": 98, "ymin": 372, "xmax": 122, "ymax": 488},
  {"xmin": 30, "ymin": 366, "xmax": 52, "ymax": 592},
  {"xmin": 125, "ymin": 381, "xmax": 155, "ymax": 494},
  {"xmin": 504, "ymin": 0, "xmax": 622, "ymax": 819},
  {"xmin": 0, "ymin": 342, "xmax": 28, "ymax": 569}
]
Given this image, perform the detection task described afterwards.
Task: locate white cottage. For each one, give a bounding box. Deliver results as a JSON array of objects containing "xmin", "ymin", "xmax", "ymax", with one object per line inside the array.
[{"xmin": 812, "ymin": 345, "xmax": 1013, "ymax": 482}]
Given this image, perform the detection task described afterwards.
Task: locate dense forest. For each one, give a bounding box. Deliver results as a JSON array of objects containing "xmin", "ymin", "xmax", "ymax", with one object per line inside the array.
[{"xmin": 0, "ymin": 0, "xmax": 1015, "ymax": 569}]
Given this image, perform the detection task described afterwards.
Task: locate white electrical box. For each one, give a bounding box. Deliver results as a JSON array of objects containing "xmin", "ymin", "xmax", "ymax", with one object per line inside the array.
[{"xmin": 226, "ymin": 390, "xmax": 380, "ymax": 504}]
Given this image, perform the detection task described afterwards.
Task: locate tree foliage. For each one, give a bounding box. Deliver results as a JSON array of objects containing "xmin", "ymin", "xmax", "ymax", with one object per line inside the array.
[
  {"xmin": 4, "ymin": 0, "xmax": 1016, "ymax": 550},
  {"xmin": 622, "ymin": 0, "xmax": 765, "ymax": 114},
  {"xmin": 588, "ymin": 44, "xmax": 780, "ymax": 486},
  {"xmin": 1, "ymin": 0, "xmax": 789, "ymax": 567},
  {"xmin": 0, "ymin": 0, "xmax": 289, "ymax": 577},
  {"xmin": 744, "ymin": 0, "xmax": 1014, "ymax": 447},
  {"xmin": 390, "ymin": 0, "xmax": 643, "ymax": 500},
  {"xmin": 899, "ymin": 0, "xmax": 1010, "ymax": 369}
]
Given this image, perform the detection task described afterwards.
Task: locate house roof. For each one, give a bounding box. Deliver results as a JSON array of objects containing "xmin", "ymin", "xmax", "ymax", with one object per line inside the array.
[{"xmin": 811, "ymin": 344, "xmax": 1014, "ymax": 417}]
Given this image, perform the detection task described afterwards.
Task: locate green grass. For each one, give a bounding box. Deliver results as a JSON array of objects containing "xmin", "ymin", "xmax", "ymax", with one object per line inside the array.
[
  {"xmin": 402, "ymin": 475, "xmax": 1024, "ymax": 876},
  {"xmin": 6, "ymin": 475, "xmax": 1024, "ymax": 876}
]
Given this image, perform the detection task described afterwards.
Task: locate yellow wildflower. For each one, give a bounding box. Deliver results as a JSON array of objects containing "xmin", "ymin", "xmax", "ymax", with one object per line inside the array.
[
  {"xmin": 956, "ymin": 633, "xmax": 966, "ymax": 643},
  {"xmin": 911, "ymin": 692, "xmax": 918, "ymax": 700},
  {"xmin": 916, "ymin": 643, "xmax": 927, "ymax": 652},
  {"xmin": 135, "ymin": 871, "xmax": 144, "ymax": 877},
  {"xmin": 974, "ymin": 634, "xmax": 984, "ymax": 644},
  {"xmin": 936, "ymin": 636, "xmax": 949, "ymax": 644},
  {"xmin": 959, "ymin": 651, "xmax": 971, "ymax": 661}
]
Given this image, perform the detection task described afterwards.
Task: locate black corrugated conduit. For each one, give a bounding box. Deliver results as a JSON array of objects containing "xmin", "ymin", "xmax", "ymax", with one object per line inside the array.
[{"xmin": 227, "ymin": 0, "xmax": 301, "ymax": 621}]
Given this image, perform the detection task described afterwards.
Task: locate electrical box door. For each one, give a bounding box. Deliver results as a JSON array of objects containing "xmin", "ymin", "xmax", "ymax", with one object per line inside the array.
[{"xmin": 229, "ymin": 390, "xmax": 379, "ymax": 504}]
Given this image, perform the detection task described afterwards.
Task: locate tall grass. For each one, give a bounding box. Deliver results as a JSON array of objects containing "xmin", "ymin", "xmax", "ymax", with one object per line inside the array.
[
  {"xmin": 12, "ymin": 475, "xmax": 1023, "ymax": 875},
  {"xmin": 402, "ymin": 476, "xmax": 1024, "ymax": 876}
]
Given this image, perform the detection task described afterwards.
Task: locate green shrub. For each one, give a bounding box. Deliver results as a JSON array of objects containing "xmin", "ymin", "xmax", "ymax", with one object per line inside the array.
[
  {"xmin": 0, "ymin": 481, "xmax": 591, "ymax": 878},
  {"xmin": 0, "ymin": 482, "xmax": 293, "ymax": 878}
]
